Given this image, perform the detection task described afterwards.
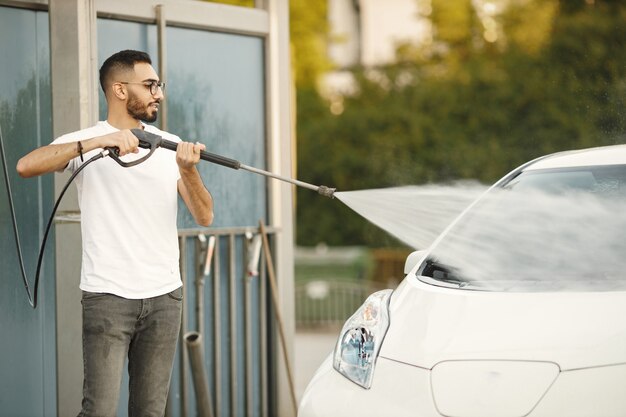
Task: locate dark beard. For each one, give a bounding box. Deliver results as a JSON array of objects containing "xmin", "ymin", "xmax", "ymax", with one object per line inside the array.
[{"xmin": 126, "ymin": 93, "xmax": 158, "ymax": 123}]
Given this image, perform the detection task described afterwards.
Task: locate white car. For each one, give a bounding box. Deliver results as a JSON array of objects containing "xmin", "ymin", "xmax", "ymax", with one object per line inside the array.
[{"xmin": 299, "ymin": 145, "xmax": 626, "ymax": 417}]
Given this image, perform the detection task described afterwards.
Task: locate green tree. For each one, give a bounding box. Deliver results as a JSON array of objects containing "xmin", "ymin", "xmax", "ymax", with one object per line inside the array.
[
  {"xmin": 289, "ymin": 0, "xmax": 331, "ymax": 88},
  {"xmin": 296, "ymin": 0, "xmax": 626, "ymax": 247}
]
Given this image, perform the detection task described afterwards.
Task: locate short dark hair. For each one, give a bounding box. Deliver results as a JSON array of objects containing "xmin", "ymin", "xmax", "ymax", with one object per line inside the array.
[{"xmin": 99, "ymin": 50, "xmax": 152, "ymax": 93}]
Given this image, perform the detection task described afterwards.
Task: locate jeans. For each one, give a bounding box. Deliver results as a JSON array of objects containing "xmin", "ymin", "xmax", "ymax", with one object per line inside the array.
[{"xmin": 78, "ymin": 288, "xmax": 183, "ymax": 417}]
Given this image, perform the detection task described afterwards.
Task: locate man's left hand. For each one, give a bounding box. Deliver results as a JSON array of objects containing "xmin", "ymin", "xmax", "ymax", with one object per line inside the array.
[{"xmin": 176, "ymin": 141, "xmax": 205, "ymax": 171}]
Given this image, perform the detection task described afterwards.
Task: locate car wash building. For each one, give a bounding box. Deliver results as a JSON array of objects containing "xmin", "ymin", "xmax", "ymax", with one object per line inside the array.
[{"xmin": 0, "ymin": 1, "xmax": 296, "ymax": 416}]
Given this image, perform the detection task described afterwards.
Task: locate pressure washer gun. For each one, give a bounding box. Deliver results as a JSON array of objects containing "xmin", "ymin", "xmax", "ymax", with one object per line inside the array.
[{"xmin": 106, "ymin": 128, "xmax": 336, "ymax": 198}]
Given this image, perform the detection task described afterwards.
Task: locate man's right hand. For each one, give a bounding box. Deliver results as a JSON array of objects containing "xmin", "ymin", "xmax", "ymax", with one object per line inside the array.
[
  {"xmin": 16, "ymin": 129, "xmax": 140, "ymax": 178},
  {"xmin": 96, "ymin": 130, "xmax": 140, "ymax": 156}
]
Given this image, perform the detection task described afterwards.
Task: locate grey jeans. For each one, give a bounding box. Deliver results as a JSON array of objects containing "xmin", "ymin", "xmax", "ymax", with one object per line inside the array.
[{"xmin": 78, "ymin": 288, "xmax": 183, "ymax": 417}]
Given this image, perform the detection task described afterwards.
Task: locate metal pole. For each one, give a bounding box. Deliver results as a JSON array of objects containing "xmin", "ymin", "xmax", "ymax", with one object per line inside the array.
[
  {"xmin": 157, "ymin": 9, "xmax": 171, "ymax": 412},
  {"xmin": 184, "ymin": 332, "xmax": 215, "ymax": 417},
  {"xmin": 229, "ymin": 233, "xmax": 238, "ymax": 417},
  {"xmin": 245, "ymin": 242, "xmax": 254, "ymax": 417},
  {"xmin": 258, "ymin": 221, "xmax": 298, "ymax": 414},
  {"xmin": 179, "ymin": 236, "xmax": 189, "ymax": 417},
  {"xmin": 197, "ymin": 235, "xmax": 215, "ymax": 338},
  {"xmin": 239, "ymin": 163, "xmax": 335, "ymax": 198},
  {"xmin": 195, "ymin": 237, "xmax": 205, "ymax": 337},
  {"xmin": 155, "ymin": 4, "xmax": 168, "ymax": 130},
  {"xmin": 260, "ymin": 251, "xmax": 268, "ymax": 417},
  {"xmin": 213, "ymin": 239, "xmax": 222, "ymax": 417}
]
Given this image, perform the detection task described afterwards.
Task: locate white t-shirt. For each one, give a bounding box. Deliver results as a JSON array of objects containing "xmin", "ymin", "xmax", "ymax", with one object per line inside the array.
[{"xmin": 52, "ymin": 121, "xmax": 183, "ymax": 299}]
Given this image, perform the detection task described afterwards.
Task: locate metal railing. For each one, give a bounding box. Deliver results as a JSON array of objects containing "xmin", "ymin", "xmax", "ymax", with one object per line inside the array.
[
  {"xmin": 295, "ymin": 280, "xmax": 386, "ymax": 329},
  {"xmin": 174, "ymin": 225, "xmax": 278, "ymax": 417}
]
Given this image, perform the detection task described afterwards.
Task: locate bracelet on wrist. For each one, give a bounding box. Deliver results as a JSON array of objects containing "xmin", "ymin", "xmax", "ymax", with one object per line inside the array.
[{"xmin": 77, "ymin": 141, "xmax": 84, "ymax": 162}]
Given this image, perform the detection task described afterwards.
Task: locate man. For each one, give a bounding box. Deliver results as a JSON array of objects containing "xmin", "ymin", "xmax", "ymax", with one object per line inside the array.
[{"xmin": 16, "ymin": 50, "xmax": 212, "ymax": 416}]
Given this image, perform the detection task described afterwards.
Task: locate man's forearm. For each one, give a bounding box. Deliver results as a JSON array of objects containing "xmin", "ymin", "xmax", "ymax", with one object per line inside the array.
[
  {"xmin": 17, "ymin": 140, "xmax": 92, "ymax": 178},
  {"xmin": 179, "ymin": 167, "xmax": 214, "ymax": 226},
  {"xmin": 16, "ymin": 130, "xmax": 140, "ymax": 178}
]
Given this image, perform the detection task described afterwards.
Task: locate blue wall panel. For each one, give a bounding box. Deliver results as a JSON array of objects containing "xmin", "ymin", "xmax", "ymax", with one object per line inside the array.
[
  {"xmin": 167, "ymin": 26, "xmax": 266, "ymax": 229},
  {"xmin": 0, "ymin": 6, "xmax": 56, "ymax": 417}
]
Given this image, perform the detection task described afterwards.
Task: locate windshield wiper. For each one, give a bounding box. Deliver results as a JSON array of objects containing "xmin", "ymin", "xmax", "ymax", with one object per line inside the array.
[
  {"xmin": 418, "ymin": 259, "xmax": 484, "ymax": 290},
  {"xmin": 417, "ymin": 275, "xmax": 471, "ymax": 288}
]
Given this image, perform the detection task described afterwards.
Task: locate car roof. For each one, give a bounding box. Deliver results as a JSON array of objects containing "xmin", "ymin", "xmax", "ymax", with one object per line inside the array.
[{"xmin": 525, "ymin": 144, "xmax": 626, "ymax": 171}]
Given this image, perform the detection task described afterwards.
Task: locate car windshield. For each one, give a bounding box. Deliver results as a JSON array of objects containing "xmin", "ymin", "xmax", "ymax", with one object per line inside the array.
[{"xmin": 420, "ymin": 164, "xmax": 626, "ymax": 291}]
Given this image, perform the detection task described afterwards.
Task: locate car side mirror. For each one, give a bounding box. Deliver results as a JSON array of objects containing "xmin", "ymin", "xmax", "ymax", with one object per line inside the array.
[{"xmin": 404, "ymin": 250, "xmax": 427, "ymax": 274}]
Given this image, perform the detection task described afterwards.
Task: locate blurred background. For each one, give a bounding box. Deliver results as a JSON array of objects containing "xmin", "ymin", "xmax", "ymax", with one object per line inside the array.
[
  {"xmin": 221, "ymin": 0, "xmax": 626, "ymax": 269},
  {"xmin": 213, "ymin": 0, "xmax": 626, "ymax": 400}
]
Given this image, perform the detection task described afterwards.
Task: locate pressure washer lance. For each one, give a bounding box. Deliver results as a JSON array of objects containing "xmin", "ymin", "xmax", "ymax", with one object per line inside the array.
[{"xmin": 123, "ymin": 129, "xmax": 336, "ymax": 198}]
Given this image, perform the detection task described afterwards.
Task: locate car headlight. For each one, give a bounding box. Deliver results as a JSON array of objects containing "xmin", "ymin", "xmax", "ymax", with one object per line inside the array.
[{"xmin": 332, "ymin": 289, "xmax": 393, "ymax": 389}]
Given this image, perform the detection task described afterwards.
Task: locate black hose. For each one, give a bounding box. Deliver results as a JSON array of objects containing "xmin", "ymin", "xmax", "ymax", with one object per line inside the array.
[{"xmin": 0, "ymin": 122, "xmax": 105, "ymax": 309}]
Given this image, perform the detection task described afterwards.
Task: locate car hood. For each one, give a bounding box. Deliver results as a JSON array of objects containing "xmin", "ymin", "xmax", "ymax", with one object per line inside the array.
[{"xmin": 379, "ymin": 275, "xmax": 626, "ymax": 371}]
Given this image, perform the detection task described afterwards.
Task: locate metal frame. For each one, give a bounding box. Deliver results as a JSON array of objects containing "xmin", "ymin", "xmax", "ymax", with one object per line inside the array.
[
  {"xmin": 177, "ymin": 226, "xmax": 278, "ymax": 417},
  {"xmin": 264, "ymin": 1, "xmax": 297, "ymax": 415},
  {"xmin": 95, "ymin": 0, "xmax": 269, "ymax": 35},
  {"xmin": 48, "ymin": 1, "xmax": 99, "ymax": 416},
  {"xmin": 155, "ymin": 4, "xmax": 168, "ymax": 130},
  {"xmin": 0, "ymin": 0, "xmax": 47, "ymax": 10}
]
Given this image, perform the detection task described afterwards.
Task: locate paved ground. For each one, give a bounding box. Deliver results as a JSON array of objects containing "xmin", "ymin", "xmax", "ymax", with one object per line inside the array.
[{"xmin": 294, "ymin": 328, "xmax": 340, "ymax": 404}]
